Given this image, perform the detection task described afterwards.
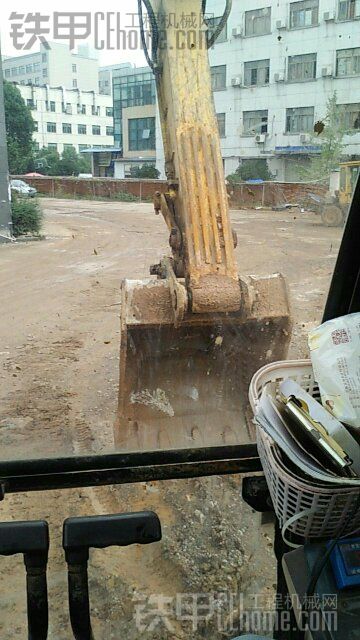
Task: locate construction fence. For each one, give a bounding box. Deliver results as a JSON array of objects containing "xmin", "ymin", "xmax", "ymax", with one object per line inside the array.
[{"xmin": 12, "ymin": 176, "xmax": 327, "ymax": 209}]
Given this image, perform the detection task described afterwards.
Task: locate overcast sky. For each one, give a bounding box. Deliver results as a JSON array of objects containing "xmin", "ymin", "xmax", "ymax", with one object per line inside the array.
[{"xmin": 1, "ymin": 0, "xmax": 148, "ymax": 66}]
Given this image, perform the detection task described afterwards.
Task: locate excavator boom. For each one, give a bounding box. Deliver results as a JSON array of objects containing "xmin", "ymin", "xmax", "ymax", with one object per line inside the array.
[{"xmin": 115, "ymin": 0, "xmax": 291, "ymax": 451}]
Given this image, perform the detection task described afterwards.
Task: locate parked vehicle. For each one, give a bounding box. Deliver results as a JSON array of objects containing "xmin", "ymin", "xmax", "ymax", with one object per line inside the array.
[{"xmin": 10, "ymin": 179, "xmax": 37, "ymax": 198}]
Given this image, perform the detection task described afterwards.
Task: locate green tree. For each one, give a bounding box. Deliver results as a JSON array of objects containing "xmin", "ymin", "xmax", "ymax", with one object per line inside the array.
[
  {"xmin": 33, "ymin": 147, "xmax": 61, "ymax": 175},
  {"xmin": 130, "ymin": 164, "xmax": 160, "ymax": 179},
  {"xmin": 33, "ymin": 146, "xmax": 91, "ymax": 176},
  {"xmin": 226, "ymin": 159, "xmax": 273, "ymax": 183},
  {"xmin": 301, "ymin": 92, "xmax": 353, "ymax": 182},
  {"xmin": 3, "ymin": 81, "xmax": 35, "ymax": 173}
]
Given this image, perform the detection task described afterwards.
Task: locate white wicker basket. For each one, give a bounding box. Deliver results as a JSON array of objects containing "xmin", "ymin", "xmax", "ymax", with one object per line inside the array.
[{"xmin": 249, "ymin": 359, "xmax": 360, "ymax": 539}]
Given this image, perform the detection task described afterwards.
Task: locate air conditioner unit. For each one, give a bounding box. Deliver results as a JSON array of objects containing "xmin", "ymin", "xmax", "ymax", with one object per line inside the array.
[
  {"xmin": 300, "ymin": 134, "xmax": 310, "ymax": 143},
  {"xmin": 232, "ymin": 26, "xmax": 242, "ymax": 38},
  {"xmin": 321, "ymin": 66, "xmax": 333, "ymax": 77},
  {"xmin": 274, "ymin": 72, "xmax": 285, "ymax": 82},
  {"xmin": 255, "ymin": 134, "xmax": 267, "ymax": 144},
  {"xmin": 276, "ymin": 19, "xmax": 286, "ymax": 29},
  {"xmin": 323, "ymin": 10, "xmax": 335, "ymax": 21},
  {"xmin": 231, "ymin": 76, "xmax": 242, "ymax": 87}
]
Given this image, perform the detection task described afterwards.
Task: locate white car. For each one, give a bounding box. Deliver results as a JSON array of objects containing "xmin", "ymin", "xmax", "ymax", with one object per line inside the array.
[{"xmin": 10, "ymin": 179, "xmax": 37, "ymax": 198}]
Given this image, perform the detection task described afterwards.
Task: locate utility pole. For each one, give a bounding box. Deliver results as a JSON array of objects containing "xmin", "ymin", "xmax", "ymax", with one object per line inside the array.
[{"xmin": 0, "ymin": 37, "xmax": 13, "ymax": 241}]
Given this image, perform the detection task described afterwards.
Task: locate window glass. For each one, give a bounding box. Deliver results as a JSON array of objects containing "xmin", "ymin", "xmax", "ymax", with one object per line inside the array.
[
  {"xmin": 243, "ymin": 109, "xmax": 268, "ymax": 134},
  {"xmin": 290, "ymin": 0, "xmax": 319, "ymax": 27},
  {"xmin": 78, "ymin": 124, "xmax": 87, "ymax": 134},
  {"xmin": 338, "ymin": 0, "xmax": 360, "ymax": 20},
  {"xmin": 206, "ymin": 15, "xmax": 228, "ymax": 43},
  {"xmin": 216, "ymin": 113, "xmax": 226, "ymax": 137},
  {"xmin": 286, "ymin": 106, "xmax": 314, "ymax": 132},
  {"xmin": 210, "ymin": 64, "xmax": 226, "ymax": 90},
  {"xmin": 336, "ymin": 47, "xmax": 360, "ymax": 76},
  {"xmin": 46, "ymin": 122, "xmax": 56, "ymax": 133},
  {"xmin": 128, "ymin": 117, "xmax": 156, "ymax": 150},
  {"xmin": 244, "ymin": 59, "xmax": 270, "ymax": 86},
  {"xmin": 245, "ymin": 7, "xmax": 271, "ymax": 36},
  {"xmin": 288, "ymin": 53, "xmax": 317, "ymax": 81}
]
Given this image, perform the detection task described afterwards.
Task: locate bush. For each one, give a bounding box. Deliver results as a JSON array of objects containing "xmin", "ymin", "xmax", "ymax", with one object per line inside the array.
[
  {"xmin": 130, "ymin": 164, "xmax": 160, "ymax": 179},
  {"xmin": 112, "ymin": 191, "xmax": 138, "ymax": 202},
  {"xmin": 227, "ymin": 159, "xmax": 274, "ymax": 183},
  {"xmin": 11, "ymin": 196, "xmax": 43, "ymax": 237}
]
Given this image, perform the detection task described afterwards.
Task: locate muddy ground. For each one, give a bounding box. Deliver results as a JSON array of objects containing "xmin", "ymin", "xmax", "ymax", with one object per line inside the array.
[{"xmin": 0, "ymin": 199, "xmax": 342, "ymax": 638}]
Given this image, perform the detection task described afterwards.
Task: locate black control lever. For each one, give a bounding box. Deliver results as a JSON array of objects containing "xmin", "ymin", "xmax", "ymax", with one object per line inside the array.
[
  {"xmin": 63, "ymin": 511, "xmax": 162, "ymax": 640},
  {"xmin": 0, "ymin": 520, "xmax": 49, "ymax": 640}
]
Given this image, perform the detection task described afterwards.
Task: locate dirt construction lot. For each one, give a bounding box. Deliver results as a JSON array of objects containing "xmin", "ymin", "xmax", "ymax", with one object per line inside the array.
[{"xmin": 0, "ymin": 199, "xmax": 342, "ymax": 638}]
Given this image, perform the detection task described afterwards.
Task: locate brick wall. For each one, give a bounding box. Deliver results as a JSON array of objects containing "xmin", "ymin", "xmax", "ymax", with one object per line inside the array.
[{"xmin": 12, "ymin": 176, "xmax": 326, "ymax": 208}]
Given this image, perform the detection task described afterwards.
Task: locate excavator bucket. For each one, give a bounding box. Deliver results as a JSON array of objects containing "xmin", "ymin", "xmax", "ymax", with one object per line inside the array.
[{"xmin": 116, "ymin": 276, "xmax": 291, "ymax": 451}]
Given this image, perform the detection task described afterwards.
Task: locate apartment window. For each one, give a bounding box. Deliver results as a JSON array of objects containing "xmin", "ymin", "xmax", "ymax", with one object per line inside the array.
[
  {"xmin": 245, "ymin": 7, "xmax": 271, "ymax": 36},
  {"xmin": 11, "ymin": 68, "xmax": 17, "ymax": 76},
  {"xmin": 341, "ymin": 103, "xmax": 360, "ymax": 129},
  {"xmin": 34, "ymin": 142, "xmax": 40, "ymax": 151},
  {"xmin": 33, "ymin": 63, "xmax": 40, "ymax": 71},
  {"xmin": 92, "ymin": 125, "xmax": 101, "ymax": 135},
  {"xmin": 72, "ymin": 64, "xmax": 77, "ymax": 72},
  {"xmin": 288, "ymin": 53, "xmax": 317, "ymax": 81},
  {"xmin": 128, "ymin": 117, "xmax": 155, "ymax": 150},
  {"xmin": 106, "ymin": 126, "xmax": 114, "ymax": 136},
  {"xmin": 42, "ymin": 68, "xmax": 47, "ymax": 77},
  {"xmin": 290, "ymin": 0, "xmax": 319, "ymax": 28},
  {"xmin": 243, "ymin": 110, "xmax": 268, "ymax": 135},
  {"xmin": 106, "ymin": 107, "xmax": 113, "ymax": 117},
  {"xmin": 79, "ymin": 144, "xmax": 90, "ymax": 152},
  {"xmin": 286, "ymin": 106, "xmax": 314, "ymax": 132},
  {"xmin": 26, "ymin": 64, "xmax": 33, "ymax": 73},
  {"xmin": 48, "ymin": 143, "xmax": 57, "ymax": 150},
  {"xmin": 20, "ymin": 80, "xmax": 26, "ymax": 85},
  {"xmin": 64, "ymin": 144, "xmax": 75, "ymax": 151},
  {"xmin": 205, "ymin": 15, "xmax": 228, "ymax": 44},
  {"xmin": 47, "ymin": 122, "xmax": 56, "ymax": 133},
  {"xmin": 26, "ymin": 98, "xmax": 36, "ymax": 109},
  {"xmin": 62, "ymin": 103, "xmax": 72, "ymax": 115},
  {"xmin": 73, "ymin": 79, "xmax": 78, "ymax": 88},
  {"xmin": 78, "ymin": 124, "xmax": 87, "ymax": 135},
  {"xmin": 216, "ymin": 113, "xmax": 226, "ymax": 137},
  {"xmin": 63, "ymin": 123, "xmax": 72, "ymax": 134},
  {"xmin": 336, "ymin": 47, "xmax": 360, "ymax": 76},
  {"xmin": 244, "ymin": 59, "xmax": 270, "ymax": 86},
  {"xmin": 210, "ymin": 65, "xmax": 226, "ymax": 90},
  {"xmin": 42, "ymin": 53, "xmax": 47, "ymax": 62},
  {"xmin": 339, "ymin": 0, "xmax": 360, "ymax": 19},
  {"xmin": 18, "ymin": 66, "xmax": 25, "ymax": 74},
  {"xmin": 91, "ymin": 105, "xmax": 100, "ymax": 116},
  {"xmin": 34, "ymin": 77, "xmax": 40, "ymax": 84},
  {"xmin": 77, "ymin": 104, "xmax": 86, "ymax": 114},
  {"xmin": 4, "ymin": 69, "xmax": 10, "ymax": 78},
  {"xmin": 49, "ymin": 101, "xmax": 56, "ymax": 112},
  {"xmin": 33, "ymin": 121, "xmax": 38, "ymax": 132}
]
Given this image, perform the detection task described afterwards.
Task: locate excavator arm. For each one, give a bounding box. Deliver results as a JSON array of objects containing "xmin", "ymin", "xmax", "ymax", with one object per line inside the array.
[{"xmin": 150, "ymin": 0, "xmax": 240, "ymax": 317}]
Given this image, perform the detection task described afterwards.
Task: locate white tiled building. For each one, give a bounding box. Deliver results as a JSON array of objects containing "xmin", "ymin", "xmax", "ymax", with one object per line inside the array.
[
  {"xmin": 18, "ymin": 85, "xmax": 114, "ymax": 155},
  {"xmin": 157, "ymin": 0, "xmax": 360, "ymax": 181},
  {"xmin": 3, "ymin": 42, "xmax": 99, "ymax": 92}
]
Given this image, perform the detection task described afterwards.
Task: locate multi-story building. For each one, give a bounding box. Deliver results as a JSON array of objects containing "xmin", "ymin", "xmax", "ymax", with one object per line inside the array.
[
  {"xmin": 112, "ymin": 65, "xmax": 157, "ymax": 177},
  {"xmin": 18, "ymin": 84, "xmax": 114, "ymax": 155},
  {"xmin": 98, "ymin": 63, "xmax": 135, "ymax": 95},
  {"xmin": 3, "ymin": 42, "xmax": 99, "ymax": 92},
  {"xmin": 157, "ymin": 0, "xmax": 360, "ymax": 180}
]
